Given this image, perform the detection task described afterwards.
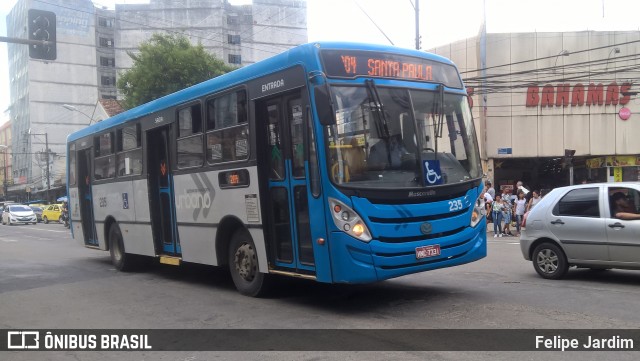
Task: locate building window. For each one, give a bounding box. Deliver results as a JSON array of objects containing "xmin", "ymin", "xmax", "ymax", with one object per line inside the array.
[
  {"xmin": 98, "ymin": 17, "xmax": 114, "ymax": 27},
  {"xmin": 101, "ymin": 76, "xmax": 116, "ymax": 86},
  {"xmin": 227, "ymin": 15, "xmax": 238, "ymax": 25},
  {"xmin": 228, "ymin": 34, "xmax": 241, "ymax": 45},
  {"xmin": 228, "ymin": 54, "xmax": 241, "ymax": 64},
  {"xmin": 100, "ymin": 57, "xmax": 115, "ymax": 67},
  {"xmin": 99, "ymin": 37, "xmax": 114, "ymax": 47},
  {"xmin": 243, "ymin": 14, "xmax": 253, "ymax": 24}
]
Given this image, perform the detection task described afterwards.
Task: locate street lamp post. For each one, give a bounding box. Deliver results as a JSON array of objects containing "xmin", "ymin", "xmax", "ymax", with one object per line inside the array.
[
  {"xmin": 605, "ymin": 47, "xmax": 620, "ymax": 72},
  {"xmin": 27, "ymin": 130, "xmax": 50, "ymax": 203},
  {"xmin": 62, "ymin": 104, "xmax": 96, "ymax": 126},
  {"xmin": 553, "ymin": 50, "xmax": 570, "ymax": 71},
  {"xmin": 0, "ymin": 145, "xmax": 8, "ymax": 199}
]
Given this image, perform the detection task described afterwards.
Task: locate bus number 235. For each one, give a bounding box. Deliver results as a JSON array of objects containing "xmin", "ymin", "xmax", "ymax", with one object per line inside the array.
[{"xmin": 448, "ymin": 199, "xmax": 463, "ymax": 211}]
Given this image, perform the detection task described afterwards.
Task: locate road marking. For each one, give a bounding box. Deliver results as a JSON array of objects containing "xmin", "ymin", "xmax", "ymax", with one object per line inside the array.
[
  {"xmin": 2, "ymin": 239, "xmax": 18, "ymax": 242},
  {"xmin": 488, "ymin": 240, "xmax": 520, "ymax": 245},
  {"xmin": 21, "ymin": 226, "xmax": 69, "ymax": 233}
]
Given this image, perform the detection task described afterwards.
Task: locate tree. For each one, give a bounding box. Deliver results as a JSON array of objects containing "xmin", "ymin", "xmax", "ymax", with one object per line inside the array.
[{"xmin": 117, "ymin": 33, "xmax": 234, "ymax": 109}]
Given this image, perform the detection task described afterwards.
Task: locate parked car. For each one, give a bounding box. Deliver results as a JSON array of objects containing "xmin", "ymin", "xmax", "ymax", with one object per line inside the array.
[
  {"xmin": 42, "ymin": 203, "xmax": 63, "ymax": 224},
  {"xmin": 30, "ymin": 206, "xmax": 44, "ymax": 222},
  {"xmin": 2, "ymin": 204, "xmax": 38, "ymax": 225},
  {"xmin": 520, "ymin": 182, "xmax": 640, "ymax": 279}
]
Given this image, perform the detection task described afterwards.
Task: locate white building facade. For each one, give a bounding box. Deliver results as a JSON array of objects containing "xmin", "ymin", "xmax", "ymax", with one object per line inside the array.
[
  {"xmin": 7, "ymin": 0, "xmax": 99, "ymax": 200},
  {"xmin": 431, "ymin": 30, "xmax": 640, "ymax": 192},
  {"xmin": 115, "ymin": 0, "xmax": 308, "ymax": 70},
  {"xmin": 6, "ymin": 0, "xmax": 308, "ymax": 201}
]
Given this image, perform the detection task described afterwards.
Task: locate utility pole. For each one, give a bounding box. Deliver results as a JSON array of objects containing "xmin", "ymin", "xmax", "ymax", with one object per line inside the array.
[
  {"xmin": 27, "ymin": 130, "xmax": 51, "ymax": 202},
  {"xmin": 0, "ymin": 145, "xmax": 8, "ymax": 199},
  {"xmin": 415, "ymin": 0, "xmax": 420, "ymax": 50},
  {"xmin": 45, "ymin": 133, "xmax": 50, "ymax": 202}
]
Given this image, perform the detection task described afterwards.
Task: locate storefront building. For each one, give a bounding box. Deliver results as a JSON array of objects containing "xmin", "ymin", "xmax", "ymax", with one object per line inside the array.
[{"xmin": 430, "ymin": 30, "xmax": 640, "ymax": 193}]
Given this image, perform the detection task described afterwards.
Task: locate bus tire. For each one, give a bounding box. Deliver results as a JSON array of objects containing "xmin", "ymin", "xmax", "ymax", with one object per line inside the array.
[
  {"xmin": 228, "ymin": 228, "xmax": 271, "ymax": 297},
  {"xmin": 109, "ymin": 224, "xmax": 134, "ymax": 272}
]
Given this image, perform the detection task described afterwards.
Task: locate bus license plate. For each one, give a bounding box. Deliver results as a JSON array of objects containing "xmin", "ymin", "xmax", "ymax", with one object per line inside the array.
[{"xmin": 416, "ymin": 245, "xmax": 441, "ymax": 259}]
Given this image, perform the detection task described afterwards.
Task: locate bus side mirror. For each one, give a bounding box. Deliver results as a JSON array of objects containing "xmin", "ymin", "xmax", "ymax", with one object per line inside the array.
[{"xmin": 314, "ymin": 85, "xmax": 336, "ymax": 126}]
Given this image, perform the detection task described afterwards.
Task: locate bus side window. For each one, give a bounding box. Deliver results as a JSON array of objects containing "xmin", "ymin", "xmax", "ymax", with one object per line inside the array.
[
  {"xmin": 69, "ymin": 144, "xmax": 77, "ymax": 186},
  {"xmin": 206, "ymin": 90, "xmax": 249, "ymax": 164},
  {"xmin": 176, "ymin": 103, "xmax": 204, "ymax": 169},
  {"xmin": 94, "ymin": 132, "xmax": 116, "ymax": 180},
  {"xmin": 116, "ymin": 124, "xmax": 142, "ymax": 176}
]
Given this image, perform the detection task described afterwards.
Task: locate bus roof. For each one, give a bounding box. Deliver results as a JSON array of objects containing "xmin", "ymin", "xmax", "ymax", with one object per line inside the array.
[{"xmin": 67, "ymin": 42, "xmax": 458, "ymax": 143}]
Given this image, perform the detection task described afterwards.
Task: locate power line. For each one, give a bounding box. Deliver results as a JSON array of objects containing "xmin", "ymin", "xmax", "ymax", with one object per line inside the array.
[
  {"xmin": 464, "ymin": 53, "xmax": 640, "ymax": 84},
  {"xmin": 460, "ymin": 37, "xmax": 640, "ymax": 75}
]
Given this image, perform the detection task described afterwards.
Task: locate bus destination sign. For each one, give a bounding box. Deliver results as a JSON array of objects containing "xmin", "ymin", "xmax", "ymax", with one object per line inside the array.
[{"xmin": 320, "ymin": 50, "xmax": 463, "ymax": 88}]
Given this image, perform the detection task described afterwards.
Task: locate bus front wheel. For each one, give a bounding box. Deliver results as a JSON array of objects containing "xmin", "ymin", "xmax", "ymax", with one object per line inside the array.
[
  {"xmin": 109, "ymin": 224, "xmax": 133, "ymax": 272},
  {"xmin": 228, "ymin": 229, "xmax": 271, "ymax": 297}
]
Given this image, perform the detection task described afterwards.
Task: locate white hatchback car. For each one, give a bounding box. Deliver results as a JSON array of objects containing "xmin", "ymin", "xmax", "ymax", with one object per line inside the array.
[
  {"xmin": 2, "ymin": 204, "xmax": 38, "ymax": 225},
  {"xmin": 520, "ymin": 182, "xmax": 640, "ymax": 279}
]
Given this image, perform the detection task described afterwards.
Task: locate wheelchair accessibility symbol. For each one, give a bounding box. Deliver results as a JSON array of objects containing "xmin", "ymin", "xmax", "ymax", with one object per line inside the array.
[{"xmin": 423, "ymin": 160, "xmax": 443, "ymax": 185}]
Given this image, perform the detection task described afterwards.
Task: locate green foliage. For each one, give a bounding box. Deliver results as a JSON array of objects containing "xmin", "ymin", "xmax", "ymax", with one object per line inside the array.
[{"xmin": 117, "ymin": 33, "xmax": 234, "ymax": 109}]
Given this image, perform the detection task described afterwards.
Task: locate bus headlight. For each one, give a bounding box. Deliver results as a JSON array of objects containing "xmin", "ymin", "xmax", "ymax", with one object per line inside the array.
[
  {"xmin": 329, "ymin": 198, "xmax": 372, "ymax": 242},
  {"xmin": 470, "ymin": 205, "xmax": 485, "ymax": 228}
]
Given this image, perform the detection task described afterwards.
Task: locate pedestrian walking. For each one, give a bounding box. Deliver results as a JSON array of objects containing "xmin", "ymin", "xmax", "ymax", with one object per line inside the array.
[
  {"xmin": 514, "ymin": 191, "xmax": 527, "ymax": 236},
  {"xmin": 491, "ymin": 194, "xmax": 504, "ymax": 237},
  {"xmin": 501, "ymin": 188, "xmax": 514, "ymax": 236},
  {"xmin": 527, "ymin": 190, "xmax": 541, "ymax": 212}
]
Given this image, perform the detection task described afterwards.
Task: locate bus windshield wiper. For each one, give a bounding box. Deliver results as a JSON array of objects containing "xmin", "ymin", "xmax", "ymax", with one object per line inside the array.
[
  {"xmin": 430, "ymin": 84, "xmax": 445, "ymax": 158},
  {"xmin": 365, "ymin": 79, "xmax": 390, "ymax": 139}
]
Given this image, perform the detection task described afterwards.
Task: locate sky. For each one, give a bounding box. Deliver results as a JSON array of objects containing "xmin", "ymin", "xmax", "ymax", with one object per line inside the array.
[{"xmin": 2, "ymin": 0, "xmax": 640, "ymax": 125}]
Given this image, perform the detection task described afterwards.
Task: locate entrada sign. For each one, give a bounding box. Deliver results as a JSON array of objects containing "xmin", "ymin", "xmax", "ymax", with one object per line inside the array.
[{"xmin": 526, "ymin": 82, "xmax": 632, "ymax": 107}]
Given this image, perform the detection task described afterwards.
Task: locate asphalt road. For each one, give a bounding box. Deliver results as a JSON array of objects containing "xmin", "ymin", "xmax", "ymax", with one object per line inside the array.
[{"xmin": 1, "ymin": 222, "xmax": 639, "ymax": 360}]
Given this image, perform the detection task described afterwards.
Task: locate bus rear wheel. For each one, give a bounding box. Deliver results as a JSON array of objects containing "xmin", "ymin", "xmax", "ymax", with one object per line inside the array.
[
  {"xmin": 109, "ymin": 224, "xmax": 134, "ymax": 272},
  {"xmin": 228, "ymin": 229, "xmax": 271, "ymax": 297}
]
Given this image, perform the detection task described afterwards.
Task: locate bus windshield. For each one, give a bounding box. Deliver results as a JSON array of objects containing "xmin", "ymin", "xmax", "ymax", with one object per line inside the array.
[{"xmin": 325, "ymin": 85, "xmax": 482, "ymax": 188}]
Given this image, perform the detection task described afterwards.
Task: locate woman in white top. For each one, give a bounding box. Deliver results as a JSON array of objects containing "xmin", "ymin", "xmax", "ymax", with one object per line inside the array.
[
  {"xmin": 527, "ymin": 190, "xmax": 541, "ymax": 212},
  {"xmin": 514, "ymin": 191, "xmax": 527, "ymax": 235}
]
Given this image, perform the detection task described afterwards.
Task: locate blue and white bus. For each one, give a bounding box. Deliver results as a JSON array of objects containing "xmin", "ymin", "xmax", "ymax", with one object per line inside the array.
[{"xmin": 66, "ymin": 42, "xmax": 486, "ymax": 296}]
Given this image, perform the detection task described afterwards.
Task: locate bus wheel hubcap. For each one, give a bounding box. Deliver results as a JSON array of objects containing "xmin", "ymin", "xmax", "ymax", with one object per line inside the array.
[{"xmin": 235, "ymin": 243, "xmax": 256, "ymax": 282}]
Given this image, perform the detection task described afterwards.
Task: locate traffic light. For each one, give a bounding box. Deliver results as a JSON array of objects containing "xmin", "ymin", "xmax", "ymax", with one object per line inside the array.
[
  {"xmin": 28, "ymin": 9, "xmax": 56, "ymax": 60},
  {"xmin": 563, "ymin": 149, "xmax": 576, "ymax": 168}
]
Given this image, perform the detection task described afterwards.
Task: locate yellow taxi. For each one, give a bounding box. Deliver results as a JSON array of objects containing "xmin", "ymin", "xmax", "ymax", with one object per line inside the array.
[{"xmin": 42, "ymin": 203, "xmax": 64, "ymax": 223}]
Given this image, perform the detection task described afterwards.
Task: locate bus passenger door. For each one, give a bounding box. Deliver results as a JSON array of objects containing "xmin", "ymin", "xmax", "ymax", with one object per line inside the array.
[
  {"xmin": 77, "ymin": 148, "xmax": 98, "ymax": 246},
  {"xmin": 259, "ymin": 91, "xmax": 316, "ymax": 273},
  {"xmin": 147, "ymin": 126, "xmax": 181, "ymax": 256}
]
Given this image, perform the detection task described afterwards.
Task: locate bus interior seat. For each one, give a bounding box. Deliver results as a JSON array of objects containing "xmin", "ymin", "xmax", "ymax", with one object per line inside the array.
[{"xmin": 342, "ymin": 137, "xmax": 366, "ymax": 176}]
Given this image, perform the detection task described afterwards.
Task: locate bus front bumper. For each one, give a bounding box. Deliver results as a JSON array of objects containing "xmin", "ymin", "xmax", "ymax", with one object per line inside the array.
[{"xmin": 329, "ymin": 223, "xmax": 486, "ymax": 284}]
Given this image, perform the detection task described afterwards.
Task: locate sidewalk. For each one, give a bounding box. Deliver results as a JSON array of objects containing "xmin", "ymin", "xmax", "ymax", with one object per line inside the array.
[{"xmin": 485, "ymin": 221, "xmax": 522, "ymax": 238}]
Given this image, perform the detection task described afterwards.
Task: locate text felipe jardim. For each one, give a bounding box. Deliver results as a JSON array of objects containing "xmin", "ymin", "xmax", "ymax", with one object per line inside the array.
[{"xmin": 536, "ymin": 335, "xmax": 634, "ymax": 351}]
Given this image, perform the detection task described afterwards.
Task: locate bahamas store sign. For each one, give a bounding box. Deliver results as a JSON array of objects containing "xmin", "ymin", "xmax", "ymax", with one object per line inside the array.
[{"xmin": 525, "ymin": 82, "xmax": 632, "ymax": 107}]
